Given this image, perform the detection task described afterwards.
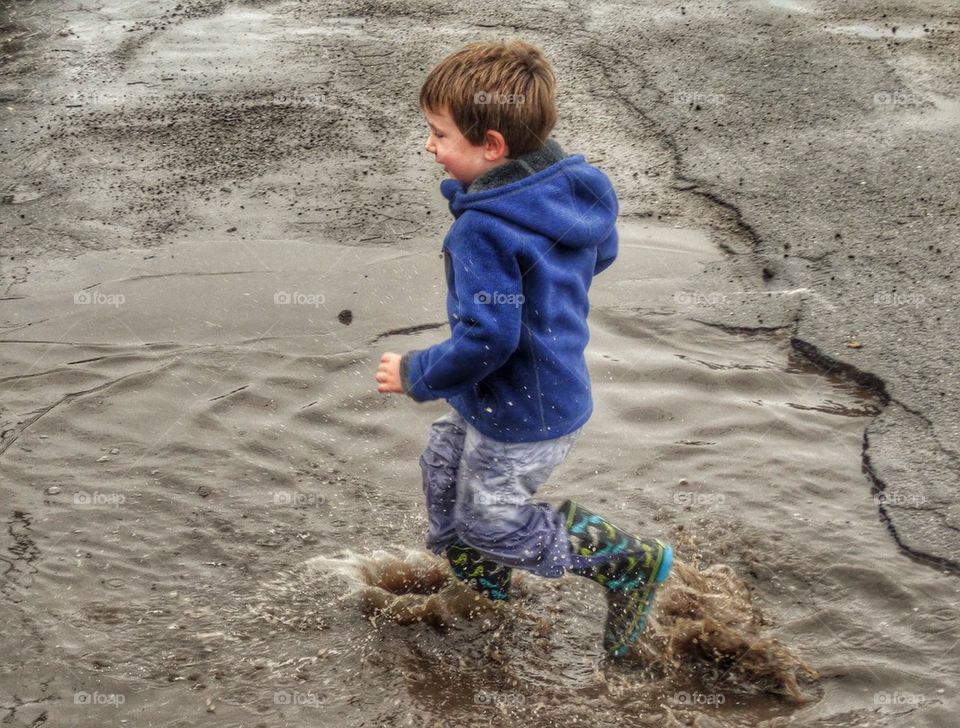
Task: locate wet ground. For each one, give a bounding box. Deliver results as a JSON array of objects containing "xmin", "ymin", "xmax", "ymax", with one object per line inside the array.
[
  {"xmin": 2, "ymin": 0, "xmax": 959, "ymax": 726},
  {"xmin": 3, "ymin": 222, "xmax": 957, "ymax": 726}
]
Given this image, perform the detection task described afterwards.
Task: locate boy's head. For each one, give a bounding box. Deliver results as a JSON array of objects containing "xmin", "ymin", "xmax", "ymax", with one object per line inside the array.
[{"xmin": 420, "ymin": 40, "xmax": 557, "ymax": 187}]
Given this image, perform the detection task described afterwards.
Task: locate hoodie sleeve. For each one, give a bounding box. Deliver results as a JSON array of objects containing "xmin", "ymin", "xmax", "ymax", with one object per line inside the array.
[
  {"xmin": 402, "ymin": 216, "xmax": 523, "ymax": 402},
  {"xmin": 593, "ymin": 226, "xmax": 618, "ymax": 276}
]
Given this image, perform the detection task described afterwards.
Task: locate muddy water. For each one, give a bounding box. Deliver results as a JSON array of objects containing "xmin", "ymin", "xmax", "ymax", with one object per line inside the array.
[{"xmin": 1, "ymin": 222, "xmax": 958, "ymax": 727}]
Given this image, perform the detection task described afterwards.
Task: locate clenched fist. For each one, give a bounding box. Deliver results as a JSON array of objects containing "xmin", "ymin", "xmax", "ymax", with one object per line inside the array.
[{"xmin": 376, "ymin": 352, "xmax": 404, "ymax": 394}]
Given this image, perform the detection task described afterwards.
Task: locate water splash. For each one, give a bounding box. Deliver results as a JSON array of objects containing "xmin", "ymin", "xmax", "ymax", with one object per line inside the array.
[
  {"xmin": 633, "ymin": 559, "xmax": 819, "ymax": 702},
  {"xmin": 310, "ymin": 547, "xmax": 819, "ymax": 706}
]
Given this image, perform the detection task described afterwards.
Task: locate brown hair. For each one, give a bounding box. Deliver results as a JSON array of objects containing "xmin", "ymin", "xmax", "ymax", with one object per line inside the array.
[{"xmin": 419, "ymin": 40, "xmax": 557, "ymax": 157}]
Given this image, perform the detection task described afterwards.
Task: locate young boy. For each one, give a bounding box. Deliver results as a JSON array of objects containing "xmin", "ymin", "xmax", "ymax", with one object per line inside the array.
[{"xmin": 375, "ymin": 39, "xmax": 672, "ymax": 657}]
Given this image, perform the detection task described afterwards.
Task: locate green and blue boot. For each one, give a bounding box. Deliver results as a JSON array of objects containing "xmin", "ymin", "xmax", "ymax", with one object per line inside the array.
[
  {"xmin": 445, "ymin": 541, "xmax": 512, "ymax": 602},
  {"xmin": 559, "ymin": 500, "xmax": 673, "ymax": 657}
]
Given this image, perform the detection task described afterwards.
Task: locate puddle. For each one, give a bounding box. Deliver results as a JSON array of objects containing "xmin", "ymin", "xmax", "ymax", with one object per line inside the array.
[
  {"xmin": 54, "ymin": 3, "xmax": 350, "ymax": 106},
  {"xmin": 1, "ymin": 223, "xmax": 956, "ymax": 726}
]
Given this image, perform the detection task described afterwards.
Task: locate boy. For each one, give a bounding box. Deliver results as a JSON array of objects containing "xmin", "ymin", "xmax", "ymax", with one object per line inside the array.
[{"xmin": 375, "ymin": 39, "xmax": 672, "ymax": 657}]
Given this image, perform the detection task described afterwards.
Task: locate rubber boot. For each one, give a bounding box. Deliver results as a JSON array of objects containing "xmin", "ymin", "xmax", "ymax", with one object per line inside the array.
[
  {"xmin": 445, "ymin": 541, "xmax": 512, "ymax": 601},
  {"xmin": 559, "ymin": 500, "xmax": 673, "ymax": 656}
]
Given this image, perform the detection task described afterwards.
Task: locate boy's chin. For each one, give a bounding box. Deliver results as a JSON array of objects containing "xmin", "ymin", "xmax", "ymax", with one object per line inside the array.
[{"xmin": 439, "ymin": 166, "xmax": 474, "ymax": 186}]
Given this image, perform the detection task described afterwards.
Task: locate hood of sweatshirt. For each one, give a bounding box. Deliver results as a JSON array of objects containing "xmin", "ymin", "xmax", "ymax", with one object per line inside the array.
[{"xmin": 438, "ymin": 140, "xmax": 618, "ymax": 251}]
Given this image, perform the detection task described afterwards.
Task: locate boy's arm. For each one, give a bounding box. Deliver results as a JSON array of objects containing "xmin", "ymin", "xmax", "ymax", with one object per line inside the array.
[
  {"xmin": 593, "ymin": 227, "xmax": 618, "ymax": 276},
  {"xmin": 399, "ymin": 222, "xmax": 523, "ymax": 402}
]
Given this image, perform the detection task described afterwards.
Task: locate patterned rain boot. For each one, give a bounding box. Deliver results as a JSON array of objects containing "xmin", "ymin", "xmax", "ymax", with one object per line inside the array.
[
  {"xmin": 559, "ymin": 500, "xmax": 673, "ymax": 657},
  {"xmin": 445, "ymin": 541, "xmax": 512, "ymax": 602}
]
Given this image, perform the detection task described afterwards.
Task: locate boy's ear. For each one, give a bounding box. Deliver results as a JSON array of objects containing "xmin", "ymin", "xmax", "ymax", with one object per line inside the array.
[{"xmin": 483, "ymin": 130, "xmax": 511, "ymax": 161}]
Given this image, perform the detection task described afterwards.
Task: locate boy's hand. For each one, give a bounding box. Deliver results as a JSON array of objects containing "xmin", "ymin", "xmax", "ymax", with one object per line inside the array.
[{"xmin": 376, "ymin": 352, "xmax": 404, "ymax": 394}]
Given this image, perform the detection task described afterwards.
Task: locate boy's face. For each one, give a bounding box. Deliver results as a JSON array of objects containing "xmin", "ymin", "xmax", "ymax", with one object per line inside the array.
[{"xmin": 423, "ymin": 106, "xmax": 509, "ymax": 187}]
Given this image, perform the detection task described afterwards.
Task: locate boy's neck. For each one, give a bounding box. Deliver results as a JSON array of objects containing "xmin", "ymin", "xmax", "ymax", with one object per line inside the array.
[{"xmin": 466, "ymin": 138, "xmax": 567, "ymax": 194}]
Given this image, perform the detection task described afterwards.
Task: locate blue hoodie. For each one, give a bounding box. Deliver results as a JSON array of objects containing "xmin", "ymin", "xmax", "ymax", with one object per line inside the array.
[{"xmin": 399, "ymin": 138, "xmax": 619, "ymax": 443}]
